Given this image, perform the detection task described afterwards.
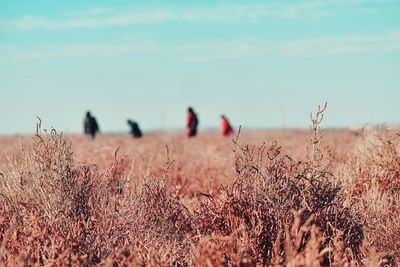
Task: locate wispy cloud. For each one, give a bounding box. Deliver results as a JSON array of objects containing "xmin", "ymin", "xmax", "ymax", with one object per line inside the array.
[
  {"xmin": 66, "ymin": 7, "xmax": 115, "ymax": 16},
  {"xmin": 176, "ymin": 41, "xmax": 271, "ymax": 62},
  {"xmin": 0, "ymin": 11, "xmax": 172, "ymax": 32},
  {"xmin": 177, "ymin": 30, "xmax": 400, "ymax": 62},
  {"xmin": 0, "ymin": 0, "xmax": 394, "ymax": 32},
  {"xmin": 0, "ymin": 41, "xmax": 160, "ymax": 61},
  {"xmin": 279, "ymin": 31, "xmax": 400, "ymax": 55},
  {"xmin": 1, "ymin": 30, "xmax": 399, "ymax": 63}
]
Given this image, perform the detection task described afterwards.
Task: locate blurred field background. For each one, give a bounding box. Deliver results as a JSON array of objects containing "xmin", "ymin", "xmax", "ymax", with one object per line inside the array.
[
  {"xmin": 1, "ymin": 115, "xmax": 399, "ymax": 266},
  {"xmin": 0, "ymin": 129, "xmax": 357, "ymax": 195}
]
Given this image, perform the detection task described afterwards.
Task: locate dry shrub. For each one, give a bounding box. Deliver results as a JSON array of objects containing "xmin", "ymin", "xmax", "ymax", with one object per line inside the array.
[
  {"xmin": 192, "ymin": 103, "xmax": 364, "ymax": 266},
  {"xmin": 0, "ymin": 107, "xmax": 397, "ymax": 266},
  {"xmin": 127, "ymin": 177, "xmax": 195, "ymax": 265},
  {"xmin": 0, "ymin": 125, "xmax": 197, "ymax": 266},
  {"xmin": 342, "ymin": 128, "xmax": 400, "ymax": 196},
  {"xmin": 0, "ymin": 127, "xmax": 133, "ymax": 265},
  {"xmin": 193, "ymin": 227, "xmax": 252, "ymax": 266},
  {"xmin": 338, "ymin": 128, "xmax": 400, "ymax": 265}
]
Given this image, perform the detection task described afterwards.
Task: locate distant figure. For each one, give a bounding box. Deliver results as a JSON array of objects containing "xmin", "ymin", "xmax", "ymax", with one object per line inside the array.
[
  {"xmin": 127, "ymin": 119, "xmax": 142, "ymax": 138},
  {"xmin": 186, "ymin": 107, "xmax": 199, "ymax": 137},
  {"xmin": 221, "ymin": 115, "xmax": 233, "ymax": 137},
  {"xmin": 84, "ymin": 111, "xmax": 100, "ymax": 138}
]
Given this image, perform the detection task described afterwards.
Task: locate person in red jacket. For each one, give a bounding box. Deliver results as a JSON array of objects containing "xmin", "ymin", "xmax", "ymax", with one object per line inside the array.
[
  {"xmin": 221, "ymin": 115, "xmax": 233, "ymax": 137},
  {"xmin": 186, "ymin": 107, "xmax": 199, "ymax": 137}
]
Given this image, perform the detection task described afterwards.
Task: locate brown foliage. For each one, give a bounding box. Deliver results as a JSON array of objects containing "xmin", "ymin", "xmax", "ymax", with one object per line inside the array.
[{"xmin": 0, "ymin": 106, "xmax": 398, "ymax": 266}]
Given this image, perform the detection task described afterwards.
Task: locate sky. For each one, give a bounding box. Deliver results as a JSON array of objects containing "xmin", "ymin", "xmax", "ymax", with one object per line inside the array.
[{"xmin": 0, "ymin": 0, "xmax": 400, "ymax": 134}]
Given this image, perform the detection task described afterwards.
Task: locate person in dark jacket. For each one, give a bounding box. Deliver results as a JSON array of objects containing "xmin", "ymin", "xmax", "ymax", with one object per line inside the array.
[
  {"xmin": 127, "ymin": 119, "xmax": 142, "ymax": 138},
  {"xmin": 186, "ymin": 106, "xmax": 199, "ymax": 137},
  {"xmin": 84, "ymin": 111, "xmax": 99, "ymax": 138}
]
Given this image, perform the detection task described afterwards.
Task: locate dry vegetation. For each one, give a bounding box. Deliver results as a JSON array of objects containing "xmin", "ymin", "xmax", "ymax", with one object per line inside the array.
[{"xmin": 0, "ymin": 105, "xmax": 399, "ymax": 266}]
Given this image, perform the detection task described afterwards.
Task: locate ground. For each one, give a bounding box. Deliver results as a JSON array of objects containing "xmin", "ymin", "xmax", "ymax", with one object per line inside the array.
[{"xmin": 0, "ymin": 128, "xmax": 398, "ymax": 266}]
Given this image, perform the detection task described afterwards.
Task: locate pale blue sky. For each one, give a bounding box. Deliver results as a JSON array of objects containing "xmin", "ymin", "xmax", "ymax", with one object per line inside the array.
[{"xmin": 1, "ymin": 0, "xmax": 399, "ymax": 134}]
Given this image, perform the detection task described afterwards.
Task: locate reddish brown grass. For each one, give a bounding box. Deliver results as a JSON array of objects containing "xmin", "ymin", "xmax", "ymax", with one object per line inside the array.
[{"xmin": 0, "ymin": 106, "xmax": 399, "ymax": 266}]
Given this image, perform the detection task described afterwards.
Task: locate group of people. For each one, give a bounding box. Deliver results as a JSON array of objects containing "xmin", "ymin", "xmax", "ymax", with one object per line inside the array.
[
  {"xmin": 84, "ymin": 112, "xmax": 142, "ymax": 139},
  {"xmin": 84, "ymin": 106, "xmax": 233, "ymax": 139},
  {"xmin": 186, "ymin": 107, "xmax": 233, "ymax": 137}
]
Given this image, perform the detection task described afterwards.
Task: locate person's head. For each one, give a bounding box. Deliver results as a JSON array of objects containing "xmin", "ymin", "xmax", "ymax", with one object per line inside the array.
[
  {"xmin": 86, "ymin": 111, "xmax": 91, "ymax": 118},
  {"xmin": 127, "ymin": 119, "xmax": 133, "ymax": 125},
  {"xmin": 221, "ymin": 114, "xmax": 226, "ymax": 120},
  {"xmin": 187, "ymin": 106, "xmax": 194, "ymax": 114}
]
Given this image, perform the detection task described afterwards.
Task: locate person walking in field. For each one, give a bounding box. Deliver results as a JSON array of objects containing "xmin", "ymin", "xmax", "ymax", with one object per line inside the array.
[
  {"xmin": 84, "ymin": 111, "xmax": 100, "ymax": 138},
  {"xmin": 186, "ymin": 106, "xmax": 199, "ymax": 137},
  {"xmin": 220, "ymin": 115, "xmax": 233, "ymax": 137},
  {"xmin": 127, "ymin": 119, "xmax": 143, "ymax": 138}
]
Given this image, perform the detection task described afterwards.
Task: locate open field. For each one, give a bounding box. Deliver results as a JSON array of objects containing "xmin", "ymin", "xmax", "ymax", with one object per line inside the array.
[
  {"xmin": 0, "ymin": 118, "xmax": 399, "ymax": 266},
  {"xmin": 0, "ymin": 129, "xmax": 357, "ymax": 196}
]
